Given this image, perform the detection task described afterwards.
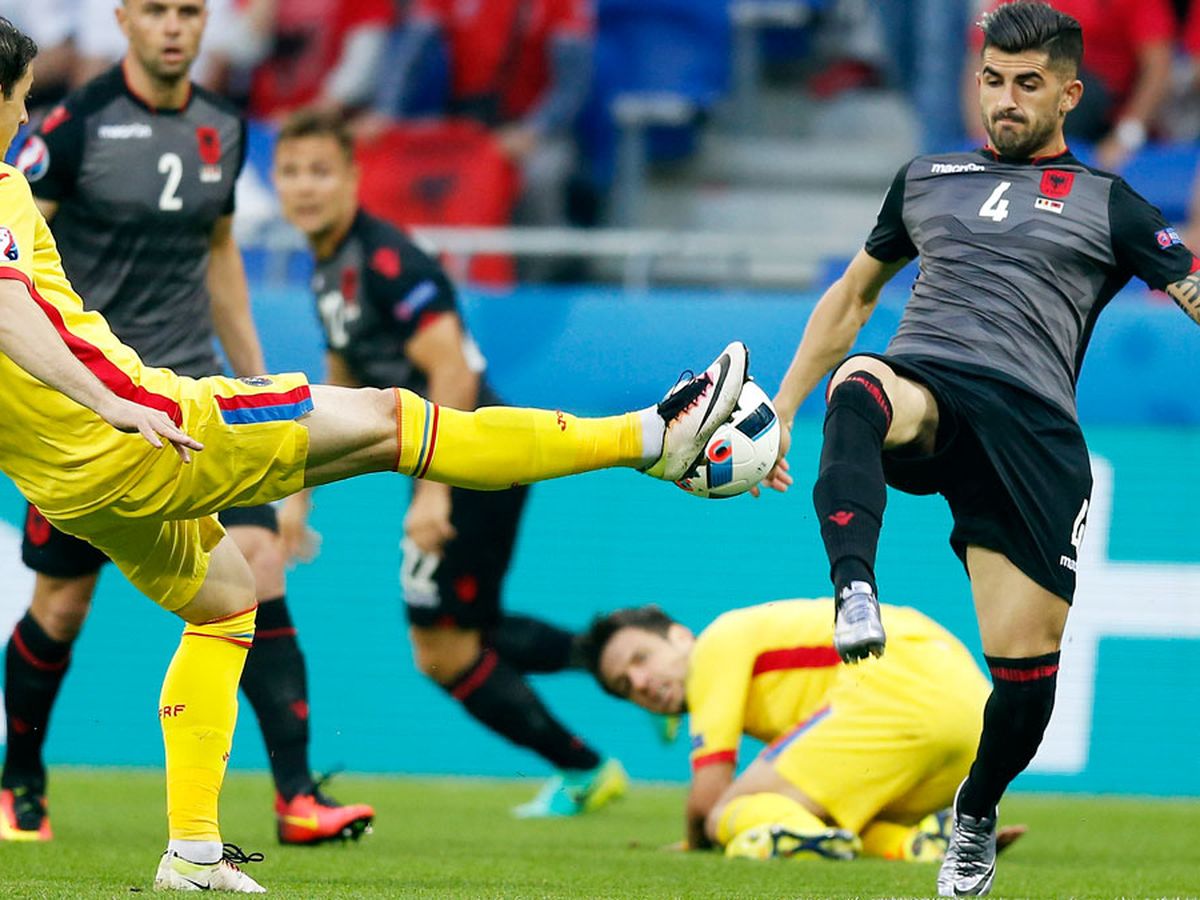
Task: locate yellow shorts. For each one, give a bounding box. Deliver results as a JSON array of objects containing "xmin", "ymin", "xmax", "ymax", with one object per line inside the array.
[
  {"xmin": 49, "ymin": 372, "xmax": 313, "ymax": 611},
  {"xmin": 760, "ymin": 631, "xmax": 988, "ymax": 832}
]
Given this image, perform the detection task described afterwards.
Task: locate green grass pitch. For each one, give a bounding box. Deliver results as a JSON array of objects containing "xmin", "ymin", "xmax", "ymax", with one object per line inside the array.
[{"xmin": 0, "ymin": 769, "xmax": 1197, "ymax": 898}]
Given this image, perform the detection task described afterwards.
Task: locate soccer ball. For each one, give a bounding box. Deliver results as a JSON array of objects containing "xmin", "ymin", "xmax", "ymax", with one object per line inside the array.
[{"xmin": 676, "ymin": 380, "xmax": 780, "ymax": 498}]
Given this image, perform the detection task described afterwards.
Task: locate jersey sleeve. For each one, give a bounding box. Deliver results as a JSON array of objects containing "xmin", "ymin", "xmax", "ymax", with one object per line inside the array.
[
  {"xmin": 19, "ymin": 103, "xmax": 85, "ymax": 203},
  {"xmin": 221, "ymin": 119, "xmax": 249, "ymax": 217},
  {"xmin": 864, "ymin": 161, "xmax": 917, "ymax": 263},
  {"xmin": 685, "ymin": 619, "xmax": 753, "ymax": 771},
  {"xmin": 0, "ymin": 169, "xmax": 44, "ymax": 284},
  {"xmin": 365, "ymin": 241, "xmax": 459, "ymax": 340},
  {"xmin": 1108, "ymin": 177, "xmax": 1197, "ymax": 291}
]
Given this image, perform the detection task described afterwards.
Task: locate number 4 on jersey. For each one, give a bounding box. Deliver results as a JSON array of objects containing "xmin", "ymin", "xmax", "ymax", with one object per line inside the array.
[{"xmin": 979, "ymin": 180, "xmax": 1012, "ymax": 222}]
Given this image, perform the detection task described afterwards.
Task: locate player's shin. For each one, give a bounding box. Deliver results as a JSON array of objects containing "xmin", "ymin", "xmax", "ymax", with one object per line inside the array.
[
  {"xmin": 393, "ymin": 388, "xmax": 648, "ymax": 489},
  {"xmin": 715, "ymin": 792, "xmax": 829, "ymax": 845},
  {"xmin": 958, "ymin": 652, "xmax": 1060, "ymax": 818},
  {"xmin": 160, "ymin": 607, "xmax": 256, "ymax": 855}
]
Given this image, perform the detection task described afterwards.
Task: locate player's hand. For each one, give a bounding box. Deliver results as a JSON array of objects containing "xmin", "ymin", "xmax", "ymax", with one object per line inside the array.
[
  {"xmin": 279, "ymin": 493, "xmax": 320, "ymax": 565},
  {"xmin": 749, "ymin": 418, "xmax": 793, "ymax": 497},
  {"xmin": 97, "ymin": 396, "xmax": 203, "ymax": 463},
  {"xmin": 405, "ymin": 483, "xmax": 457, "ymax": 554},
  {"xmin": 659, "ymin": 840, "xmax": 691, "ymax": 852}
]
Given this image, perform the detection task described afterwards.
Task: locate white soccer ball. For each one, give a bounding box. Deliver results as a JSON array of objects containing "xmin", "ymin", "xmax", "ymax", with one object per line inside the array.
[{"xmin": 676, "ymin": 380, "xmax": 780, "ymax": 499}]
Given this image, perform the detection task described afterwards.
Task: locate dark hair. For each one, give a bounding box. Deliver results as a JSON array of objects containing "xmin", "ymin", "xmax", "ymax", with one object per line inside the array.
[
  {"xmin": 980, "ymin": 1, "xmax": 1083, "ymax": 75},
  {"xmin": 276, "ymin": 107, "xmax": 355, "ymax": 161},
  {"xmin": 577, "ymin": 605, "xmax": 677, "ymax": 696},
  {"xmin": 0, "ymin": 18, "xmax": 36, "ymax": 100}
]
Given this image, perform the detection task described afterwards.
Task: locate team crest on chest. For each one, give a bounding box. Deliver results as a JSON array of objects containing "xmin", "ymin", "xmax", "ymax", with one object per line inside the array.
[
  {"xmin": 1039, "ymin": 170, "xmax": 1074, "ymax": 199},
  {"xmin": 196, "ymin": 126, "xmax": 223, "ymax": 183},
  {"xmin": 0, "ymin": 227, "xmax": 18, "ymax": 261}
]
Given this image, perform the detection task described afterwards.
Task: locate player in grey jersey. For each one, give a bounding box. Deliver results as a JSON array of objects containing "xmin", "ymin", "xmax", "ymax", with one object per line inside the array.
[
  {"xmin": 760, "ymin": 2, "xmax": 1200, "ymax": 895},
  {"xmin": 1, "ymin": 0, "xmax": 373, "ymax": 847}
]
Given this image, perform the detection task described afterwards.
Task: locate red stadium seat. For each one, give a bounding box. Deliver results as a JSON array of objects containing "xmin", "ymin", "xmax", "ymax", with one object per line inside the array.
[{"xmin": 355, "ymin": 120, "xmax": 519, "ymax": 286}]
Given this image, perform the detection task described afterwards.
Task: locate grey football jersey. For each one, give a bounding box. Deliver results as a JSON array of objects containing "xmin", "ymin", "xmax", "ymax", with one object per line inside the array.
[
  {"xmin": 20, "ymin": 67, "xmax": 245, "ymax": 377},
  {"xmin": 865, "ymin": 150, "xmax": 1195, "ymax": 418},
  {"xmin": 311, "ymin": 211, "xmax": 495, "ymax": 402}
]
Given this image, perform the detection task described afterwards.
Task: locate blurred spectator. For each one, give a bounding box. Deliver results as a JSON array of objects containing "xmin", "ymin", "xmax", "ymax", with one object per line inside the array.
[
  {"xmin": 246, "ymin": 0, "xmax": 393, "ymax": 119},
  {"xmin": 963, "ymin": 0, "xmax": 1176, "ymax": 171},
  {"xmin": 370, "ymin": 0, "xmax": 595, "ymax": 230},
  {"xmin": 0, "ymin": 0, "xmax": 75, "ymax": 108}
]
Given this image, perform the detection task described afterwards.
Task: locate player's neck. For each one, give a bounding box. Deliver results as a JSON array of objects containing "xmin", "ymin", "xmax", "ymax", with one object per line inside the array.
[
  {"xmin": 122, "ymin": 57, "xmax": 191, "ymax": 111},
  {"xmin": 311, "ymin": 209, "xmax": 358, "ymax": 260}
]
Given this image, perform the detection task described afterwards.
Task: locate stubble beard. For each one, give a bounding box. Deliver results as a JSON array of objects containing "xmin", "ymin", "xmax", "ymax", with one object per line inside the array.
[{"xmin": 986, "ymin": 114, "xmax": 1058, "ymax": 160}]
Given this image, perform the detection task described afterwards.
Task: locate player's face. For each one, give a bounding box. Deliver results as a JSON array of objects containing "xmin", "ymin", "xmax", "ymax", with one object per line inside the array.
[
  {"xmin": 977, "ymin": 47, "xmax": 1081, "ymax": 159},
  {"xmin": 0, "ymin": 68, "xmax": 33, "ymax": 158},
  {"xmin": 598, "ymin": 625, "xmax": 693, "ymax": 715},
  {"xmin": 118, "ymin": 0, "xmax": 207, "ymax": 83},
  {"xmin": 274, "ymin": 136, "xmax": 359, "ymax": 241}
]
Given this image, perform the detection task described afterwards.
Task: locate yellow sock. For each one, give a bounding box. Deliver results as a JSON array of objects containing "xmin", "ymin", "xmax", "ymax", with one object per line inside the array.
[
  {"xmin": 393, "ymin": 388, "xmax": 647, "ymax": 489},
  {"xmin": 715, "ymin": 792, "xmax": 831, "ymax": 847},
  {"xmin": 861, "ymin": 820, "xmax": 920, "ymax": 859},
  {"xmin": 160, "ymin": 606, "xmax": 256, "ymax": 841}
]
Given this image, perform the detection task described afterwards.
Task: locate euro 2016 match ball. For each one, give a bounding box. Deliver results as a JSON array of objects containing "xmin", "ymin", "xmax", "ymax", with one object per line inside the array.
[{"xmin": 676, "ymin": 380, "xmax": 780, "ymax": 498}]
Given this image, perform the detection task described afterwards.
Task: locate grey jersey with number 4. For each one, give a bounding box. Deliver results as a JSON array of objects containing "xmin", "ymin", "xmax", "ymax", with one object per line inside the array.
[
  {"xmin": 865, "ymin": 149, "xmax": 1195, "ymax": 419},
  {"xmin": 17, "ymin": 66, "xmax": 246, "ymax": 377}
]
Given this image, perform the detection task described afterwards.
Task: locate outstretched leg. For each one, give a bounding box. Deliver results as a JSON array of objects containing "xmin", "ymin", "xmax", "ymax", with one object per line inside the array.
[{"xmin": 299, "ymin": 343, "xmax": 748, "ymax": 490}]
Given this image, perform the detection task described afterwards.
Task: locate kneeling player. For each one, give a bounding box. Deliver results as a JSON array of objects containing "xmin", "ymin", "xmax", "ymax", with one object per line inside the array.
[{"xmin": 580, "ymin": 601, "xmax": 1026, "ymax": 861}]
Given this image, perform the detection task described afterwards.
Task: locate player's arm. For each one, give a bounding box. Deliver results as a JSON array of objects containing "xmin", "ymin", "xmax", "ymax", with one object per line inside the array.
[
  {"xmin": 403, "ymin": 311, "xmax": 481, "ymax": 553},
  {"xmin": 685, "ymin": 761, "xmax": 734, "ymax": 850},
  {"xmin": 34, "ymin": 199, "xmax": 58, "ymax": 221},
  {"xmin": 207, "ymin": 215, "xmax": 267, "ymax": 376},
  {"xmin": 0, "ymin": 279, "xmax": 201, "ymax": 459}
]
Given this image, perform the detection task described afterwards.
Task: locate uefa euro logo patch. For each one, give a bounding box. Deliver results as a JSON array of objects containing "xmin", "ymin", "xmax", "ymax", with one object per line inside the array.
[
  {"xmin": 0, "ymin": 227, "xmax": 18, "ymax": 261},
  {"xmin": 1155, "ymin": 226, "xmax": 1183, "ymax": 250},
  {"xmin": 15, "ymin": 135, "xmax": 48, "ymax": 183}
]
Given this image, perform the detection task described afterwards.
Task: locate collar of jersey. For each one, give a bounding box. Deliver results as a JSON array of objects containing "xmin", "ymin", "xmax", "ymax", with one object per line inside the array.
[{"xmin": 979, "ymin": 145, "xmax": 1074, "ymax": 166}]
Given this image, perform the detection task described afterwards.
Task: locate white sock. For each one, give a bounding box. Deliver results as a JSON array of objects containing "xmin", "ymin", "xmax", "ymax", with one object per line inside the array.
[
  {"xmin": 638, "ymin": 406, "xmax": 665, "ymax": 466},
  {"xmin": 168, "ymin": 839, "xmax": 222, "ymax": 865}
]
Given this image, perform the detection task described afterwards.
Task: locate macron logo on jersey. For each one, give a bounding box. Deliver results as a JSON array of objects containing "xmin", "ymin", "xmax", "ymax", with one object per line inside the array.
[
  {"xmin": 98, "ymin": 123, "xmax": 153, "ymax": 140},
  {"xmin": 0, "ymin": 227, "xmax": 18, "ymax": 261},
  {"xmin": 930, "ymin": 162, "xmax": 987, "ymax": 175}
]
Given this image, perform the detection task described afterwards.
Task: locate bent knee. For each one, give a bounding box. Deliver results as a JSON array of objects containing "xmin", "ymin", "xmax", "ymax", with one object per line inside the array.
[
  {"xmin": 410, "ymin": 626, "xmax": 481, "ymax": 684},
  {"xmin": 30, "ymin": 575, "xmax": 96, "ymax": 641},
  {"xmin": 229, "ymin": 526, "xmax": 286, "ymax": 599}
]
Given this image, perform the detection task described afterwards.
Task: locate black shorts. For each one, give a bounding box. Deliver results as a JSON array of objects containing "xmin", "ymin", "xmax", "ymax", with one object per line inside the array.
[
  {"xmin": 866, "ymin": 354, "xmax": 1092, "ymax": 603},
  {"xmin": 401, "ymin": 484, "xmax": 529, "ymax": 629},
  {"xmin": 21, "ymin": 503, "xmax": 280, "ymax": 579}
]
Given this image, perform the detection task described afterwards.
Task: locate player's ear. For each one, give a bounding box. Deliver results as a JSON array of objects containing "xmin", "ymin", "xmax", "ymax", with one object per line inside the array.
[{"xmin": 1060, "ymin": 78, "xmax": 1083, "ymax": 116}]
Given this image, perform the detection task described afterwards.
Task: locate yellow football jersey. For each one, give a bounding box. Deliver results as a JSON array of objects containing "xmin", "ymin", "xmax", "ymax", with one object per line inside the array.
[
  {"xmin": 685, "ymin": 599, "xmax": 980, "ymax": 770},
  {"xmin": 0, "ymin": 163, "xmax": 181, "ymax": 518}
]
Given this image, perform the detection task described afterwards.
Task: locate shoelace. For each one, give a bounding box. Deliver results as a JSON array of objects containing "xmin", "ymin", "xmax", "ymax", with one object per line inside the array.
[
  {"xmin": 658, "ymin": 370, "xmax": 711, "ymax": 420},
  {"xmin": 952, "ymin": 818, "xmax": 995, "ymax": 874},
  {"xmin": 11, "ymin": 789, "xmax": 46, "ymax": 831},
  {"xmin": 221, "ymin": 842, "xmax": 265, "ymax": 872},
  {"xmin": 839, "ymin": 593, "xmax": 877, "ymax": 624},
  {"xmin": 310, "ymin": 770, "xmax": 346, "ymax": 808}
]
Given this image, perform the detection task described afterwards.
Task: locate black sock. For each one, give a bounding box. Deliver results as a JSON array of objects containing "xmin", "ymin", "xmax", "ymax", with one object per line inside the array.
[
  {"xmin": 445, "ymin": 649, "xmax": 601, "ymax": 771},
  {"xmin": 812, "ymin": 371, "xmax": 891, "ymax": 596},
  {"xmin": 239, "ymin": 597, "xmax": 313, "ymax": 801},
  {"xmin": 958, "ymin": 652, "xmax": 1060, "ymax": 819},
  {"xmin": 2, "ymin": 613, "xmax": 73, "ymax": 793},
  {"xmin": 488, "ymin": 614, "xmax": 576, "ymax": 673}
]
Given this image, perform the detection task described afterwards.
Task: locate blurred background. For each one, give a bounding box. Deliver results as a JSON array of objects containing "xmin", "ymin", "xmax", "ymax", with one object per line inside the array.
[{"xmin": 0, "ymin": 0, "xmax": 1198, "ymax": 797}]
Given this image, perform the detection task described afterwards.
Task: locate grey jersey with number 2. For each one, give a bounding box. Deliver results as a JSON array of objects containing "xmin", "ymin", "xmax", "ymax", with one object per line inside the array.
[
  {"xmin": 17, "ymin": 66, "xmax": 245, "ymax": 377},
  {"xmin": 865, "ymin": 150, "xmax": 1195, "ymax": 419}
]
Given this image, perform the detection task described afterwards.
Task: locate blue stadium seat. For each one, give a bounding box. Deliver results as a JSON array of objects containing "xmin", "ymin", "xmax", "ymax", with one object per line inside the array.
[{"xmin": 577, "ymin": 0, "xmax": 733, "ymax": 187}]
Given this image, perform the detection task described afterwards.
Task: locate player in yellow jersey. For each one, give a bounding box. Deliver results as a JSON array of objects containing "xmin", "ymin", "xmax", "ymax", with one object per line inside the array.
[
  {"xmin": 581, "ymin": 600, "xmax": 1026, "ymax": 862},
  {"xmin": 0, "ymin": 19, "xmax": 749, "ymax": 891}
]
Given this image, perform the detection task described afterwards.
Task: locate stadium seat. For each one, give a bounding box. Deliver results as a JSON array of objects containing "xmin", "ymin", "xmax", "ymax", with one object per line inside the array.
[{"xmin": 354, "ymin": 120, "xmax": 520, "ymax": 286}]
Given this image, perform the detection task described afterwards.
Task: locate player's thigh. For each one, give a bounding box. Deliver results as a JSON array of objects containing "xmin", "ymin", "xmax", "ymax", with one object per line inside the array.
[
  {"xmin": 967, "ymin": 545, "xmax": 1069, "ymax": 657},
  {"xmin": 829, "ymin": 355, "xmax": 939, "ymax": 451},
  {"xmin": 766, "ymin": 700, "xmax": 931, "ymax": 834},
  {"xmin": 301, "ymin": 385, "xmax": 398, "ymax": 486},
  {"xmin": 220, "ymin": 506, "xmax": 284, "ymax": 600},
  {"xmin": 60, "ymin": 514, "xmax": 231, "ymax": 616},
  {"xmin": 29, "ymin": 573, "xmax": 100, "ymax": 642}
]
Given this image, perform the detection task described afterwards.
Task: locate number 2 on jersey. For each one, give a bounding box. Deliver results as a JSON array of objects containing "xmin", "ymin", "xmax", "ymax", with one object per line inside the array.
[
  {"xmin": 158, "ymin": 153, "xmax": 184, "ymax": 211},
  {"xmin": 979, "ymin": 181, "xmax": 1012, "ymax": 222}
]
